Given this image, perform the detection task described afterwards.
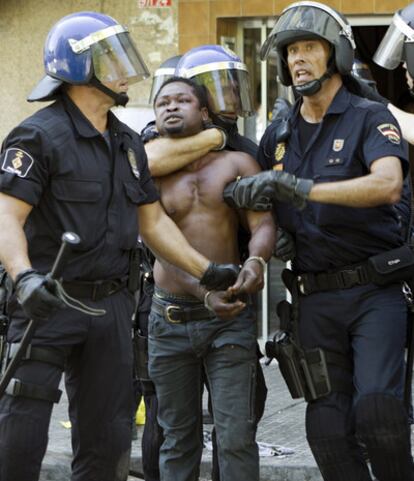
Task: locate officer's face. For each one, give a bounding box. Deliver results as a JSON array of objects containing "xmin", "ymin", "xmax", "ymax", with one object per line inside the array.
[
  {"xmin": 154, "ymin": 82, "xmax": 209, "ymax": 138},
  {"xmin": 286, "ymin": 39, "xmax": 330, "ymax": 86}
]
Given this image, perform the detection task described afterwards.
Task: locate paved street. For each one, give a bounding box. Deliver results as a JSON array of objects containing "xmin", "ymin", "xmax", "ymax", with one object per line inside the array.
[{"xmin": 40, "ymin": 359, "xmax": 414, "ymax": 481}]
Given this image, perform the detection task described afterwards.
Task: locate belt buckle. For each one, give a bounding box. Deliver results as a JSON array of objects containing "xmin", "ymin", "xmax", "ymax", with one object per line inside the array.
[
  {"xmin": 339, "ymin": 269, "xmax": 360, "ymax": 287},
  {"xmin": 165, "ymin": 305, "xmax": 182, "ymax": 324}
]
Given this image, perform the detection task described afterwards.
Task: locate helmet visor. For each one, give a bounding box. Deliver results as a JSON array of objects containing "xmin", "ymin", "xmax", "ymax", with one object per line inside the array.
[
  {"xmin": 261, "ymin": 4, "xmax": 350, "ymax": 60},
  {"xmin": 192, "ymin": 68, "xmax": 254, "ymax": 117},
  {"xmin": 373, "ymin": 13, "xmax": 412, "ymax": 70},
  {"xmin": 91, "ymin": 32, "xmax": 150, "ymax": 85},
  {"xmin": 149, "ymin": 68, "xmax": 176, "ymax": 104}
]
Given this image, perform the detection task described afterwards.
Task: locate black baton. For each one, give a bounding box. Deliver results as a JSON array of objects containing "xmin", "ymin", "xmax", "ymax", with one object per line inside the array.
[{"xmin": 0, "ymin": 232, "xmax": 80, "ymax": 399}]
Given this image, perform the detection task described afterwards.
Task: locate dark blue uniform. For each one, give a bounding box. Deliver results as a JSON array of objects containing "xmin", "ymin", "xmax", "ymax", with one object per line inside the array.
[
  {"xmin": 0, "ymin": 94, "xmax": 159, "ymax": 481},
  {"xmin": 258, "ymin": 86, "xmax": 414, "ymax": 481}
]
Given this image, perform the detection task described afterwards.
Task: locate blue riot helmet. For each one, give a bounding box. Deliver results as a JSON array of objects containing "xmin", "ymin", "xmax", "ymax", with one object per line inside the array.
[
  {"xmin": 374, "ymin": 3, "xmax": 414, "ymax": 79},
  {"xmin": 176, "ymin": 45, "xmax": 254, "ymax": 117},
  {"xmin": 149, "ymin": 55, "xmax": 182, "ymax": 104},
  {"xmin": 260, "ymin": 1, "xmax": 355, "ymax": 96},
  {"xmin": 28, "ymin": 11, "xmax": 150, "ymax": 106}
]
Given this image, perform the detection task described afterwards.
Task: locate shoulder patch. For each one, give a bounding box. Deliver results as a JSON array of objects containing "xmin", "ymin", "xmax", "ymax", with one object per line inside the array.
[
  {"xmin": 377, "ymin": 123, "xmax": 401, "ymax": 145},
  {"xmin": 1, "ymin": 148, "xmax": 34, "ymax": 177}
]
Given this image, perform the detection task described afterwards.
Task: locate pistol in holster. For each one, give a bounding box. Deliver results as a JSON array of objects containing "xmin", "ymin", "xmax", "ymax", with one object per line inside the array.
[{"xmin": 265, "ymin": 273, "xmax": 332, "ymax": 402}]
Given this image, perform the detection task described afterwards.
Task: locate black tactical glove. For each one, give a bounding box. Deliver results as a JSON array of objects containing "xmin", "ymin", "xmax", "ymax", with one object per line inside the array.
[
  {"xmin": 342, "ymin": 75, "xmax": 389, "ymax": 106},
  {"xmin": 224, "ymin": 176, "xmax": 274, "ymax": 211},
  {"xmin": 200, "ymin": 262, "xmax": 240, "ymax": 290},
  {"xmin": 224, "ymin": 171, "xmax": 313, "ymax": 211},
  {"xmin": 204, "ymin": 121, "xmax": 228, "ymax": 151},
  {"xmin": 140, "ymin": 121, "xmax": 160, "ymax": 144},
  {"xmin": 274, "ymin": 228, "xmax": 296, "ymax": 262},
  {"xmin": 14, "ymin": 269, "xmax": 65, "ymax": 321}
]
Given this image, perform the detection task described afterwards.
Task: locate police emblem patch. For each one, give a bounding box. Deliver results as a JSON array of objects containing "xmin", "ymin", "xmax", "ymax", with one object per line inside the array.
[
  {"xmin": 275, "ymin": 142, "xmax": 286, "ymax": 162},
  {"xmin": 332, "ymin": 139, "xmax": 344, "ymax": 152},
  {"xmin": 127, "ymin": 148, "xmax": 140, "ymax": 179},
  {"xmin": 377, "ymin": 123, "xmax": 401, "ymax": 144},
  {"xmin": 1, "ymin": 148, "xmax": 34, "ymax": 177}
]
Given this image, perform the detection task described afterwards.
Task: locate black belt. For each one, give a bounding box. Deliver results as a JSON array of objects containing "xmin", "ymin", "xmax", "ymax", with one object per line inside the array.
[
  {"xmin": 152, "ymin": 297, "xmax": 215, "ymax": 324},
  {"xmin": 297, "ymin": 264, "xmax": 371, "ymax": 295},
  {"xmin": 62, "ymin": 278, "xmax": 127, "ymax": 301}
]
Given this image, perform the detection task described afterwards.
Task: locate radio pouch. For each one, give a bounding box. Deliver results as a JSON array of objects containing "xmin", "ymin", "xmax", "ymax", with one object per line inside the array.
[{"xmin": 367, "ymin": 244, "xmax": 414, "ymax": 285}]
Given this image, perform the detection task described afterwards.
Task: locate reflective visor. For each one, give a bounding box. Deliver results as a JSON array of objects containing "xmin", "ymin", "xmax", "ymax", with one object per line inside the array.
[
  {"xmin": 149, "ymin": 67, "xmax": 176, "ymax": 103},
  {"xmin": 260, "ymin": 3, "xmax": 354, "ymax": 60},
  {"xmin": 91, "ymin": 32, "xmax": 150, "ymax": 85},
  {"xmin": 373, "ymin": 12, "xmax": 414, "ymax": 70},
  {"xmin": 192, "ymin": 68, "xmax": 253, "ymax": 117}
]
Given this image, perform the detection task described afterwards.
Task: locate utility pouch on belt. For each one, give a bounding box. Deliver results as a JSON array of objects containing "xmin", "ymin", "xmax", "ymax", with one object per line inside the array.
[
  {"xmin": 128, "ymin": 247, "xmax": 142, "ymax": 293},
  {"xmin": 367, "ymin": 244, "xmax": 414, "ymax": 285},
  {"xmin": 133, "ymin": 333, "xmax": 150, "ymax": 382}
]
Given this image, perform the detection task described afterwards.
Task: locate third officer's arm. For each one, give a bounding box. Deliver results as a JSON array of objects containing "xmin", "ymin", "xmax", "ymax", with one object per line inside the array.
[
  {"xmin": 145, "ymin": 129, "xmax": 225, "ymax": 177},
  {"xmin": 388, "ymin": 104, "xmax": 414, "ymax": 146}
]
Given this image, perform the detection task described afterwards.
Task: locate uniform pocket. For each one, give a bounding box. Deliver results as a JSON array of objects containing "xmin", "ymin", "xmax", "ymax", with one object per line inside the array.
[
  {"xmin": 119, "ymin": 181, "xmax": 147, "ymax": 250},
  {"xmin": 51, "ymin": 179, "xmax": 102, "ymax": 202},
  {"xmin": 50, "ymin": 179, "xmax": 103, "ymax": 249}
]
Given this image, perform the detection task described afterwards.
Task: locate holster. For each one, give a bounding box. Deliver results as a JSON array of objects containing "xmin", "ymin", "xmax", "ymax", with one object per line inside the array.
[
  {"xmin": 266, "ymin": 269, "xmax": 333, "ymax": 402},
  {"xmin": 133, "ymin": 333, "xmax": 151, "ymax": 383},
  {"xmin": 266, "ymin": 330, "xmax": 331, "ymax": 402}
]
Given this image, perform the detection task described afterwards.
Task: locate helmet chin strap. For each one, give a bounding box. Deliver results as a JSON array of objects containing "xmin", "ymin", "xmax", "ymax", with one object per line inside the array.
[
  {"xmin": 292, "ymin": 51, "xmax": 337, "ymax": 97},
  {"xmin": 90, "ymin": 76, "xmax": 129, "ymax": 107}
]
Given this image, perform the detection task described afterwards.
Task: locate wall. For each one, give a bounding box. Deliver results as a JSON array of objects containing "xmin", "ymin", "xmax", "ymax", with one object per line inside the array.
[
  {"xmin": 0, "ymin": 0, "xmax": 178, "ymax": 139},
  {"xmin": 178, "ymin": 0, "xmax": 410, "ymax": 52}
]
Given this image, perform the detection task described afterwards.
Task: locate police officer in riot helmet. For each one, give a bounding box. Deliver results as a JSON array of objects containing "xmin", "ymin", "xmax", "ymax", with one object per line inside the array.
[
  {"xmin": 0, "ymin": 12, "xmax": 239, "ymax": 481},
  {"xmin": 372, "ymin": 2, "xmax": 414, "ymax": 145},
  {"xmin": 225, "ymin": 2, "xmax": 414, "ymax": 480}
]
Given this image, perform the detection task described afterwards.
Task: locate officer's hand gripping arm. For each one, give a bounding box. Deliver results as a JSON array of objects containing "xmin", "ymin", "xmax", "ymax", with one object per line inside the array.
[{"xmin": 224, "ymin": 171, "xmax": 314, "ymax": 211}]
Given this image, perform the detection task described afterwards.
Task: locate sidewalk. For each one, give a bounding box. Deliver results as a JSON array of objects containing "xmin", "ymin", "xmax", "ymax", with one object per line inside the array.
[{"xmin": 40, "ymin": 360, "xmax": 409, "ymax": 481}]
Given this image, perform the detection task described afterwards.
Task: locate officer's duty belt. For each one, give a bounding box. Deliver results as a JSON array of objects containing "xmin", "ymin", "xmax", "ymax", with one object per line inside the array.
[
  {"xmin": 152, "ymin": 297, "xmax": 215, "ymax": 324},
  {"xmin": 297, "ymin": 264, "xmax": 370, "ymax": 296},
  {"xmin": 62, "ymin": 278, "xmax": 127, "ymax": 301}
]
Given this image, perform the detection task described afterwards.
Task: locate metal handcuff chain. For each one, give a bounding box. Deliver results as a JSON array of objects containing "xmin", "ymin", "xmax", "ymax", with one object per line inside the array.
[{"xmin": 54, "ymin": 281, "xmax": 106, "ymax": 316}]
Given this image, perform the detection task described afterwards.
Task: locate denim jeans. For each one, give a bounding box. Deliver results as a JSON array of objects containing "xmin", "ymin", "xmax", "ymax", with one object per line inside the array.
[{"xmin": 148, "ymin": 289, "xmax": 259, "ymax": 481}]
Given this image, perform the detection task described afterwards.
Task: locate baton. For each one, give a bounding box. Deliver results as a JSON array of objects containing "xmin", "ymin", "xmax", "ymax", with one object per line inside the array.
[{"xmin": 0, "ymin": 232, "xmax": 80, "ymax": 399}]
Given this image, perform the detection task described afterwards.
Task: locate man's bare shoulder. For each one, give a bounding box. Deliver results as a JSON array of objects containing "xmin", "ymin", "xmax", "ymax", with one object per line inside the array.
[{"xmin": 215, "ymin": 149, "xmax": 261, "ymax": 176}]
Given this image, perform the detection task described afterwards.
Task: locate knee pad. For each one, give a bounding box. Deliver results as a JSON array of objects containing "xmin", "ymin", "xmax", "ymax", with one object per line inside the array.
[
  {"xmin": 356, "ymin": 394, "xmax": 414, "ymax": 481},
  {"xmin": 306, "ymin": 398, "xmax": 371, "ymax": 481}
]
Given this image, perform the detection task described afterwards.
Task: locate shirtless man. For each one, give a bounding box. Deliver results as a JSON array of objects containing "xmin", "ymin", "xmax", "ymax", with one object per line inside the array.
[{"xmin": 147, "ymin": 77, "xmax": 275, "ymax": 481}]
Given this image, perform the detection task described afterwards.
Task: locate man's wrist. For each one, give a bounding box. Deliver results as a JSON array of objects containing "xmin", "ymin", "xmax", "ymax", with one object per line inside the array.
[
  {"xmin": 244, "ymin": 256, "xmax": 267, "ymax": 270},
  {"xmin": 204, "ymin": 291, "xmax": 215, "ymax": 312}
]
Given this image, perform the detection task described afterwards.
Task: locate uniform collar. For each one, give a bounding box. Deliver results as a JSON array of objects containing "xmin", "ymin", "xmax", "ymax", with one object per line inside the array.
[
  {"xmin": 291, "ymin": 84, "xmax": 350, "ymax": 123},
  {"xmin": 61, "ymin": 94, "xmax": 122, "ymax": 139}
]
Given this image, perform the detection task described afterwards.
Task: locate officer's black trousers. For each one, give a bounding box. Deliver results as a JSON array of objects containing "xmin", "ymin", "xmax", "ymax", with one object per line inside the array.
[
  {"xmin": 0, "ymin": 289, "xmax": 135, "ymax": 481},
  {"xmin": 299, "ymin": 283, "xmax": 414, "ymax": 481}
]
